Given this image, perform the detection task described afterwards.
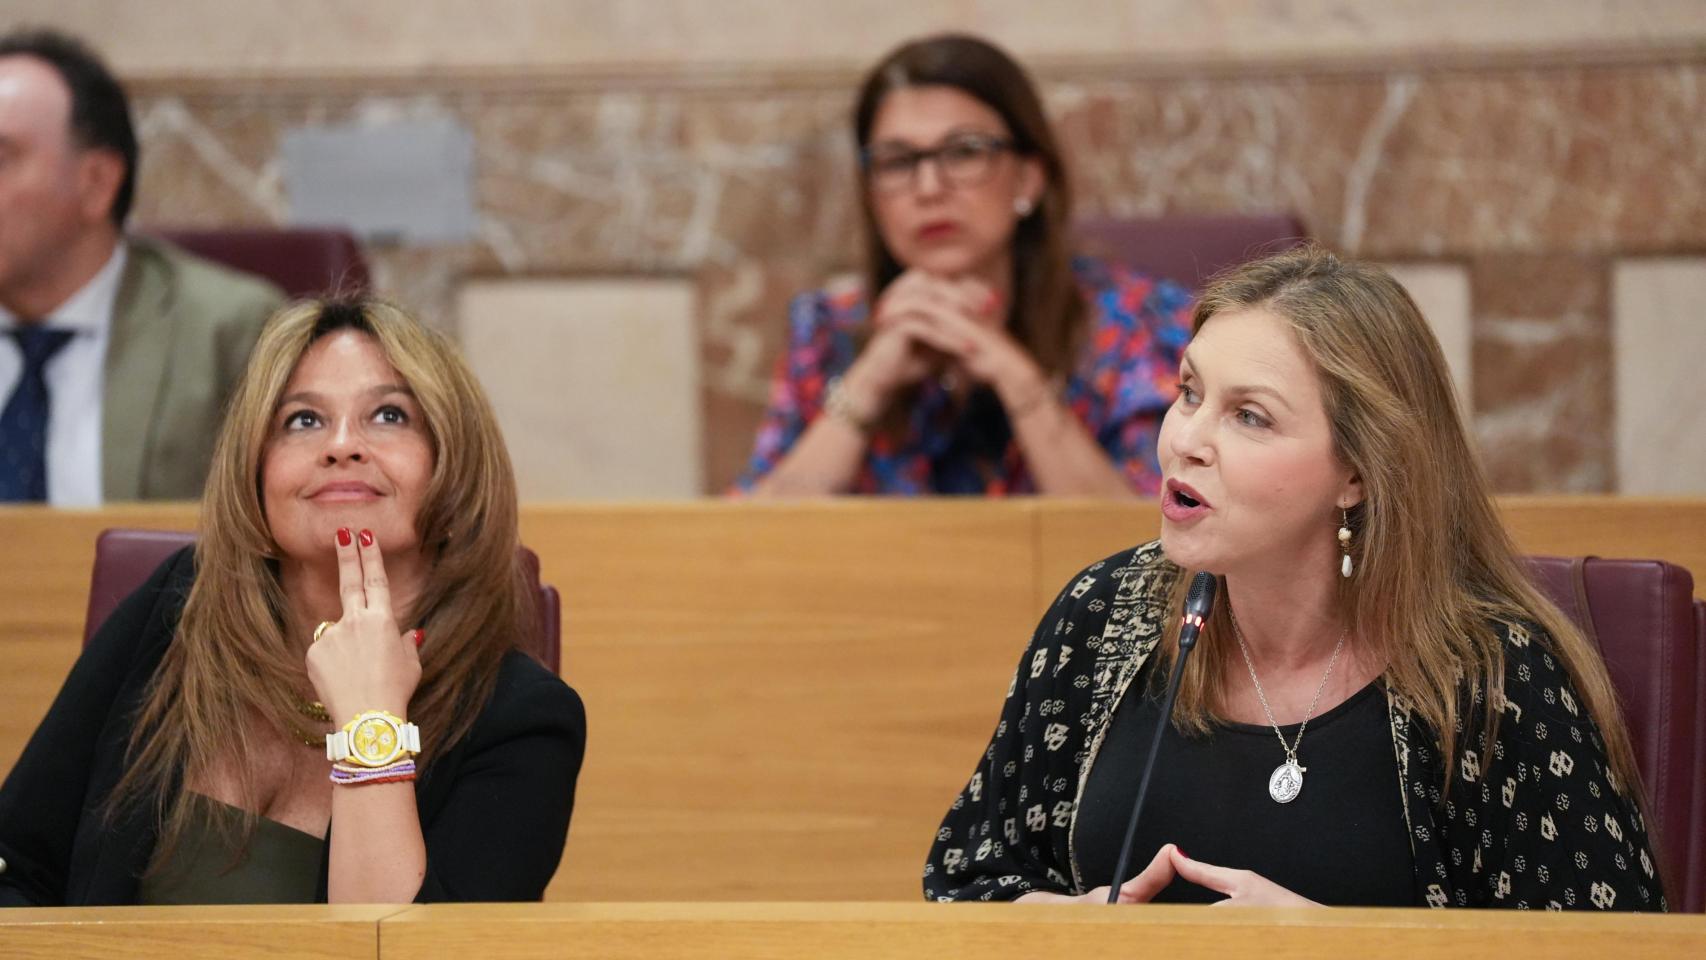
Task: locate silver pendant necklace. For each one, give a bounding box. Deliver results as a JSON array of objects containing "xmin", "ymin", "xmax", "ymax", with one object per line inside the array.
[{"xmin": 1230, "ymin": 610, "xmax": 1348, "ymax": 804}]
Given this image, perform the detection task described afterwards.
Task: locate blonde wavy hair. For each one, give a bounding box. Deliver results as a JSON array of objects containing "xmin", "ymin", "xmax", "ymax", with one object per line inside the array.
[
  {"xmin": 110, "ymin": 298, "xmax": 533, "ymax": 867},
  {"xmin": 1150, "ymin": 245, "xmax": 1642, "ymax": 804}
]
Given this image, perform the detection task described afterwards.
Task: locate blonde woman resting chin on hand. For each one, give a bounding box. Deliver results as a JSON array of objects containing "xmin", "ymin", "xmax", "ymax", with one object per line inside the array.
[{"xmin": 0, "ymin": 299, "xmax": 585, "ymax": 906}]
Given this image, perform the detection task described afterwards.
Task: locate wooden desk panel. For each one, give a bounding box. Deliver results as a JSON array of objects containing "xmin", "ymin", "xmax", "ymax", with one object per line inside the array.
[
  {"xmin": 0, "ymin": 904, "xmax": 397, "ymax": 959},
  {"xmin": 378, "ymin": 902, "xmax": 1706, "ymax": 960},
  {"xmin": 528, "ymin": 502, "xmax": 1035, "ymax": 901},
  {"xmin": 1031, "ymin": 499, "xmax": 1161, "ymax": 613},
  {"xmin": 1498, "ymin": 497, "xmax": 1706, "ymax": 583},
  {"xmin": 0, "ymin": 505, "xmax": 199, "ymax": 784}
]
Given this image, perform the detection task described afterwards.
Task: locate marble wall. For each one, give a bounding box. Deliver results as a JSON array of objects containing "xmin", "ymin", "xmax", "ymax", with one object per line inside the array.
[
  {"xmin": 20, "ymin": 1, "xmax": 1706, "ymax": 78},
  {"xmin": 111, "ymin": 45, "xmax": 1704, "ymax": 494}
]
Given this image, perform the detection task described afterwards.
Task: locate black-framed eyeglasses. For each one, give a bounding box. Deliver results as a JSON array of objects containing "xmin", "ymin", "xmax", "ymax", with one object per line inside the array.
[{"xmin": 861, "ymin": 133, "xmax": 1016, "ymax": 195}]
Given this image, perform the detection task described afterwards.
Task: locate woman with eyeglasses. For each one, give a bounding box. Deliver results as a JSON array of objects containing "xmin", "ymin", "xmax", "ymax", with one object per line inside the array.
[{"xmin": 735, "ymin": 33, "xmax": 1192, "ymax": 496}]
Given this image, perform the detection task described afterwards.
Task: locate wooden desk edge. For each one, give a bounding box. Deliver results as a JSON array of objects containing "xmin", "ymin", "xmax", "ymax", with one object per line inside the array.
[
  {"xmin": 0, "ymin": 901, "xmax": 1698, "ymax": 932},
  {"xmin": 0, "ymin": 903, "xmax": 409, "ymax": 924},
  {"xmin": 377, "ymin": 900, "xmax": 1706, "ymax": 931}
]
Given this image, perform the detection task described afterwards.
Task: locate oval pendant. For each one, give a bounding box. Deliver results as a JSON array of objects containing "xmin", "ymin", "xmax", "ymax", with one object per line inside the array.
[{"xmin": 1268, "ymin": 760, "xmax": 1306, "ymax": 803}]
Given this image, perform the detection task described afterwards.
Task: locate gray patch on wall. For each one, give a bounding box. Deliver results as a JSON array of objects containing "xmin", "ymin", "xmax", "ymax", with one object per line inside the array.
[{"xmin": 281, "ymin": 117, "xmax": 475, "ymax": 243}]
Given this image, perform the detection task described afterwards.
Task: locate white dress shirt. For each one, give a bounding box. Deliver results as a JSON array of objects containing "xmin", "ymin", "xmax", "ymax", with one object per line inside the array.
[{"xmin": 0, "ymin": 242, "xmax": 128, "ymax": 506}]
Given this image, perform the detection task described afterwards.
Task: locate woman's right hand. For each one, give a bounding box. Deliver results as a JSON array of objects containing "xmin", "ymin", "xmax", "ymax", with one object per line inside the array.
[
  {"xmin": 305, "ymin": 527, "xmax": 422, "ymax": 727},
  {"xmin": 1016, "ymin": 843, "xmax": 1182, "ymax": 904}
]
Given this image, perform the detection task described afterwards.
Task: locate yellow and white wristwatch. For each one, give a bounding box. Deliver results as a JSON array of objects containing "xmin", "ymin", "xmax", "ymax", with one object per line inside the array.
[{"xmin": 325, "ymin": 710, "xmax": 421, "ymax": 767}]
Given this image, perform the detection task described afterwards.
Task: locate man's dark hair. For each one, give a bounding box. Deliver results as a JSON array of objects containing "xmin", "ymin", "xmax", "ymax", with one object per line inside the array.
[{"xmin": 0, "ymin": 28, "xmax": 138, "ymax": 227}]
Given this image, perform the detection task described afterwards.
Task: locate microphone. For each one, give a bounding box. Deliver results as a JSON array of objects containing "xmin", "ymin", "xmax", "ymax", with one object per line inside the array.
[{"xmin": 1105, "ymin": 569, "xmax": 1217, "ymax": 903}]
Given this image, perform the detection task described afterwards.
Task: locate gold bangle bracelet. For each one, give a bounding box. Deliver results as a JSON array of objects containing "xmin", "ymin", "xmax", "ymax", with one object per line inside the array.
[{"xmin": 823, "ymin": 376, "xmax": 875, "ymax": 434}]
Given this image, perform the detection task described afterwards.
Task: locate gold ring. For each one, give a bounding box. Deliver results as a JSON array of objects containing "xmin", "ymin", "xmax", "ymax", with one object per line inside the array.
[{"xmin": 313, "ymin": 621, "xmax": 335, "ymax": 643}]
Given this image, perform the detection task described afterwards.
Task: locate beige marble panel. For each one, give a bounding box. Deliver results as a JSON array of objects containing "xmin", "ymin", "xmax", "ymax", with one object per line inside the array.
[
  {"xmin": 1378, "ymin": 262, "xmax": 1473, "ymax": 412},
  {"xmin": 458, "ymin": 278, "xmax": 702, "ymax": 500},
  {"xmin": 1612, "ymin": 259, "xmax": 1706, "ymax": 494},
  {"xmin": 14, "ymin": 1, "xmax": 1703, "ymax": 77},
  {"xmin": 1470, "ymin": 255, "xmax": 1611, "ymax": 493}
]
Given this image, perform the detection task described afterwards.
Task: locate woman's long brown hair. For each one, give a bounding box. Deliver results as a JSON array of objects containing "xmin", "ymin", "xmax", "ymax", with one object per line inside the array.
[
  {"xmin": 108, "ymin": 298, "xmax": 533, "ymax": 868},
  {"xmin": 852, "ymin": 33, "xmax": 1084, "ymax": 379},
  {"xmin": 1150, "ymin": 246, "xmax": 1643, "ymax": 804}
]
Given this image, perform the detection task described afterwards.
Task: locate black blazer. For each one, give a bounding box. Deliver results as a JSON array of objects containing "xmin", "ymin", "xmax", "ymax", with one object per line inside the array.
[{"xmin": 0, "ymin": 547, "xmax": 587, "ymax": 905}]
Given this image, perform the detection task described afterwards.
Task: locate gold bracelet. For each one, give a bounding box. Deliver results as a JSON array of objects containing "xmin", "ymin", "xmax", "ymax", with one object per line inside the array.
[{"xmin": 823, "ymin": 376, "xmax": 875, "ymax": 434}]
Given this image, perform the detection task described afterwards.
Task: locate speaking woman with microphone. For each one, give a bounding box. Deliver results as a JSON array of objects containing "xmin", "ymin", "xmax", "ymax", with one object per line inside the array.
[{"xmin": 924, "ymin": 246, "xmax": 1664, "ymax": 911}]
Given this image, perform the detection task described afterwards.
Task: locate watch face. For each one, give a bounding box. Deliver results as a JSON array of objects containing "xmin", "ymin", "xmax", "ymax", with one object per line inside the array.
[{"xmin": 351, "ymin": 715, "xmax": 402, "ymax": 766}]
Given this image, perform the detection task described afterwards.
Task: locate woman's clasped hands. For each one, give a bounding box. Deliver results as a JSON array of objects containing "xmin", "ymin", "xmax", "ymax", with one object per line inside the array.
[
  {"xmin": 1019, "ymin": 844, "xmax": 1321, "ymax": 907},
  {"xmin": 842, "ymin": 268, "xmax": 1048, "ymax": 420}
]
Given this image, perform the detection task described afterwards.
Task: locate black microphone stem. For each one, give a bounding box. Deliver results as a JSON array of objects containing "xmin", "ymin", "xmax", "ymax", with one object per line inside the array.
[{"xmin": 1105, "ymin": 571, "xmax": 1215, "ymax": 903}]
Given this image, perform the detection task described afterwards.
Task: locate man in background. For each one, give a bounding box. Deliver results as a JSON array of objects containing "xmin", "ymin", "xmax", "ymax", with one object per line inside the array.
[{"xmin": 0, "ymin": 28, "xmax": 282, "ymax": 504}]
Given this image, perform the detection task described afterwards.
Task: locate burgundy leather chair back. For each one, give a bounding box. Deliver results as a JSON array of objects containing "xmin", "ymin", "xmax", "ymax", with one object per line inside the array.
[
  {"xmin": 84, "ymin": 528, "xmax": 561, "ymax": 674},
  {"xmin": 1525, "ymin": 556, "xmax": 1703, "ymax": 911},
  {"xmin": 1074, "ymin": 213, "xmax": 1309, "ymax": 291},
  {"xmin": 149, "ymin": 227, "xmax": 371, "ymax": 300},
  {"xmin": 1692, "ymin": 600, "xmax": 1706, "ymax": 913}
]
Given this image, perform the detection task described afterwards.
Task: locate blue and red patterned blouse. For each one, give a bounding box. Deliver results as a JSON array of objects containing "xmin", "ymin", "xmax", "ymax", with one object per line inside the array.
[{"xmin": 734, "ymin": 257, "xmax": 1194, "ymax": 495}]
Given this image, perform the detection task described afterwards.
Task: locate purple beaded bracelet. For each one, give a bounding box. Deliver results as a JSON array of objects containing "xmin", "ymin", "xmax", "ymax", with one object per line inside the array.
[{"xmin": 330, "ymin": 758, "xmax": 416, "ymax": 786}]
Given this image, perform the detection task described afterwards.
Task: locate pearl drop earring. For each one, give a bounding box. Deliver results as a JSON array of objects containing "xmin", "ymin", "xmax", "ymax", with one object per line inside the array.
[{"xmin": 1338, "ymin": 508, "xmax": 1354, "ymax": 578}]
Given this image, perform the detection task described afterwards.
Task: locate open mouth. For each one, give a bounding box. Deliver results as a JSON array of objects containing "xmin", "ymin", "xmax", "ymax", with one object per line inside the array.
[{"xmin": 1164, "ymin": 479, "xmax": 1211, "ymax": 513}]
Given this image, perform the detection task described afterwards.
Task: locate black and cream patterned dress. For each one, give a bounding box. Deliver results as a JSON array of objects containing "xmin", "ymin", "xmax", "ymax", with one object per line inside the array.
[{"xmin": 923, "ymin": 541, "xmax": 1667, "ymax": 910}]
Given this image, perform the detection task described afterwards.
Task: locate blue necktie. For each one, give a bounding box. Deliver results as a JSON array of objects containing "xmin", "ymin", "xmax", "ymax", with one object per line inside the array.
[{"xmin": 0, "ymin": 326, "xmax": 76, "ymax": 502}]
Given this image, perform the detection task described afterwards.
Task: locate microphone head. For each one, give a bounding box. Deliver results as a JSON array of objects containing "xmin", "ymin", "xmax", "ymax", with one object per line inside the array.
[{"xmin": 1185, "ymin": 570, "xmax": 1217, "ymax": 617}]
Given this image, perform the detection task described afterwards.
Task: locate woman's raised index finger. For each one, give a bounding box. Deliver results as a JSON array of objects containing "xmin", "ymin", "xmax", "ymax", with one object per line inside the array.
[{"xmin": 356, "ymin": 528, "xmax": 393, "ymax": 619}]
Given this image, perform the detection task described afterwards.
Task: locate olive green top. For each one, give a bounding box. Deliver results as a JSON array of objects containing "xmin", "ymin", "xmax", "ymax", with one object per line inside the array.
[{"xmin": 137, "ymin": 795, "xmax": 322, "ymax": 905}]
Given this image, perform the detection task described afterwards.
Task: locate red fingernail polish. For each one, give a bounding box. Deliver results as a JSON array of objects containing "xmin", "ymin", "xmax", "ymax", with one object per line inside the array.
[
  {"xmin": 336, "ymin": 527, "xmax": 352, "ymax": 547},
  {"xmin": 359, "ymin": 529, "xmax": 374, "ymax": 547},
  {"xmin": 414, "ymin": 629, "xmax": 425, "ymax": 647}
]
